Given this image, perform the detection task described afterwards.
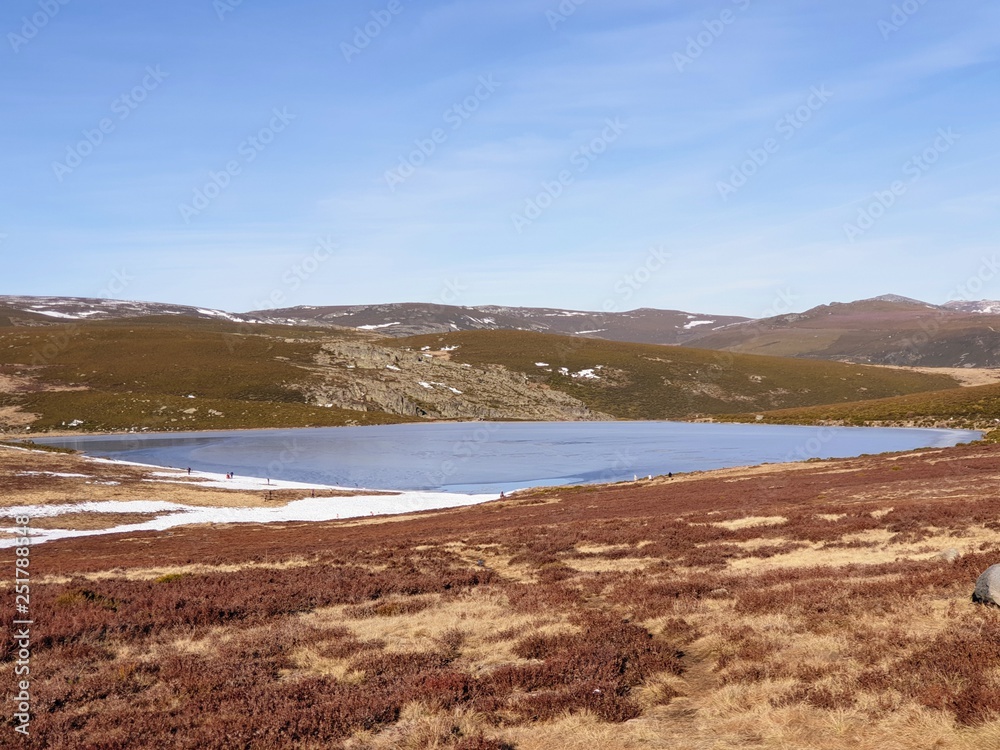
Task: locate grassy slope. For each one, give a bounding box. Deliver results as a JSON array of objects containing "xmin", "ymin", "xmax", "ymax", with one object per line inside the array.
[
  {"xmin": 0, "ymin": 321, "xmax": 963, "ymax": 433},
  {"xmin": 393, "ymin": 330, "xmax": 959, "ymax": 419},
  {"xmin": 686, "ymin": 304, "xmax": 1000, "ymax": 367},
  {"xmin": 733, "ymin": 380, "xmax": 1000, "ymax": 432},
  {"xmin": 0, "ymin": 317, "xmax": 413, "ymax": 432}
]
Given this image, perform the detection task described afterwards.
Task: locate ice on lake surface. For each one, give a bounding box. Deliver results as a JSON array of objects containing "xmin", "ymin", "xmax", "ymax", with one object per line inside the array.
[{"xmin": 37, "ymin": 421, "xmax": 982, "ymax": 495}]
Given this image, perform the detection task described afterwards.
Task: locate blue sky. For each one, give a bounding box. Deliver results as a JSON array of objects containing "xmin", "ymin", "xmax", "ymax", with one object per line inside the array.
[{"xmin": 2, "ymin": 0, "xmax": 998, "ymax": 317}]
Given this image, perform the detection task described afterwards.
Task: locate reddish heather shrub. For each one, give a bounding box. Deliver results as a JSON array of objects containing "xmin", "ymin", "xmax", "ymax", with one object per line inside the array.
[
  {"xmin": 516, "ymin": 680, "xmax": 643, "ymax": 723},
  {"xmin": 948, "ymin": 676, "xmax": 1000, "ymax": 726},
  {"xmin": 537, "ymin": 564, "xmax": 578, "ymax": 584},
  {"xmin": 612, "ymin": 572, "xmax": 728, "ymax": 619},
  {"xmin": 344, "ymin": 598, "xmax": 433, "ymax": 619},
  {"xmin": 29, "ymin": 563, "xmax": 497, "ymax": 650},
  {"xmin": 417, "ymin": 671, "xmax": 478, "ymax": 710},
  {"xmin": 349, "ymin": 650, "xmax": 453, "ymax": 679},
  {"xmin": 849, "ymin": 615, "xmax": 1000, "ymax": 726},
  {"xmin": 487, "ymin": 613, "xmax": 683, "ymax": 724},
  {"xmin": 504, "ymin": 582, "xmax": 584, "ymax": 614},
  {"xmin": 454, "ymin": 737, "xmax": 516, "ymax": 750}
]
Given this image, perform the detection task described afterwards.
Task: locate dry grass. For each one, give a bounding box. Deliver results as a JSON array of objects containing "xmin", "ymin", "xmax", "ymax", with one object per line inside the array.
[
  {"xmin": 869, "ymin": 365, "xmax": 1000, "ymax": 388},
  {"xmin": 302, "ymin": 588, "xmax": 578, "ymax": 680},
  {"xmin": 703, "ymin": 515, "xmax": 788, "ymax": 531},
  {"xmin": 30, "ymin": 556, "xmax": 320, "ymax": 586},
  {"xmin": 0, "ymin": 511, "xmax": 173, "ymax": 531}
]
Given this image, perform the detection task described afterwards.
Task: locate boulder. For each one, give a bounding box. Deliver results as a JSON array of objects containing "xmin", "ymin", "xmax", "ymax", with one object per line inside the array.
[{"xmin": 972, "ymin": 564, "xmax": 1000, "ymax": 606}]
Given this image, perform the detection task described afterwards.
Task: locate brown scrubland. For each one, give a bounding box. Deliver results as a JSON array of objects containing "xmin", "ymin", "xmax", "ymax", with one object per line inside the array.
[{"xmin": 2, "ymin": 442, "xmax": 1000, "ymax": 748}]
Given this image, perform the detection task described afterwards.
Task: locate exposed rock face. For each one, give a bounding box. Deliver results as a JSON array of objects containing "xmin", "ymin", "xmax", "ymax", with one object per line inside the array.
[
  {"xmin": 299, "ymin": 340, "xmax": 608, "ymax": 422},
  {"xmin": 972, "ymin": 564, "xmax": 1000, "ymax": 606}
]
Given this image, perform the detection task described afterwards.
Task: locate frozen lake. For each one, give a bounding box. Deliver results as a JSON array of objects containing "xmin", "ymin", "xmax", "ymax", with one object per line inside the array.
[{"xmin": 36, "ymin": 421, "xmax": 982, "ymax": 494}]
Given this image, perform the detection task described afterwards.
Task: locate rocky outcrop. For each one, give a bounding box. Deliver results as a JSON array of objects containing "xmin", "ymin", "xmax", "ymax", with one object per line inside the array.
[
  {"xmin": 973, "ymin": 564, "xmax": 1000, "ymax": 606},
  {"xmin": 298, "ymin": 340, "xmax": 607, "ymax": 422}
]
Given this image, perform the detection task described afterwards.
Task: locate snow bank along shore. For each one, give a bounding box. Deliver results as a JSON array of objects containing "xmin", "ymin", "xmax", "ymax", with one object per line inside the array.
[{"xmin": 0, "ymin": 458, "xmax": 499, "ymax": 547}]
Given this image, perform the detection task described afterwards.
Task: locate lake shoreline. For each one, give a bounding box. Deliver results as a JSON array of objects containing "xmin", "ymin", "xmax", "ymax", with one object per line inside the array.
[
  {"xmin": 0, "ymin": 420, "xmax": 985, "ymax": 544},
  {"xmin": 5, "ymin": 414, "xmax": 994, "ymax": 441}
]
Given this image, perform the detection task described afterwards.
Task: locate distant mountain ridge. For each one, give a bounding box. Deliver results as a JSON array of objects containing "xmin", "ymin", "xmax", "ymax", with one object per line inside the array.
[
  {"xmin": 246, "ymin": 302, "xmax": 750, "ymax": 345},
  {"xmin": 0, "ymin": 296, "xmax": 252, "ymax": 324},
  {"xmin": 686, "ymin": 295, "xmax": 1000, "ymax": 367},
  {"xmin": 4, "ymin": 294, "xmax": 1000, "ymax": 367},
  {"xmin": 0, "ymin": 296, "xmax": 749, "ymax": 346}
]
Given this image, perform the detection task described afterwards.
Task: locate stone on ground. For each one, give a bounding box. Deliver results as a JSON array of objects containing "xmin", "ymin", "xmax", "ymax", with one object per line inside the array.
[{"xmin": 972, "ymin": 564, "xmax": 1000, "ymax": 606}]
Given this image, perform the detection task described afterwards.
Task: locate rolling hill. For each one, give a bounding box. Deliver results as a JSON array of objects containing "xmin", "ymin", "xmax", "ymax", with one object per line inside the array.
[
  {"xmin": 389, "ymin": 329, "xmax": 959, "ymax": 421},
  {"xmin": 0, "ymin": 317, "xmax": 961, "ymax": 434},
  {"xmin": 0, "ymin": 315, "xmax": 625, "ymax": 433},
  {"xmin": 686, "ymin": 295, "xmax": 1000, "ymax": 367},
  {"xmin": 733, "ymin": 379, "xmax": 1000, "ymax": 434}
]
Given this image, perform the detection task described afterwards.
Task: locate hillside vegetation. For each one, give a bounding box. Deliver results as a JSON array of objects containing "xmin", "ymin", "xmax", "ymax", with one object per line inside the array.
[
  {"xmin": 687, "ymin": 297, "xmax": 1000, "ymax": 367},
  {"xmin": 734, "ymin": 381, "xmax": 1000, "ymax": 432},
  {"xmin": 0, "ymin": 318, "xmax": 409, "ymax": 432},
  {"xmin": 0, "ymin": 320, "xmax": 966, "ymax": 434},
  {"xmin": 394, "ymin": 330, "xmax": 959, "ymax": 420},
  {"xmin": 0, "ymin": 318, "xmax": 600, "ymax": 433}
]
